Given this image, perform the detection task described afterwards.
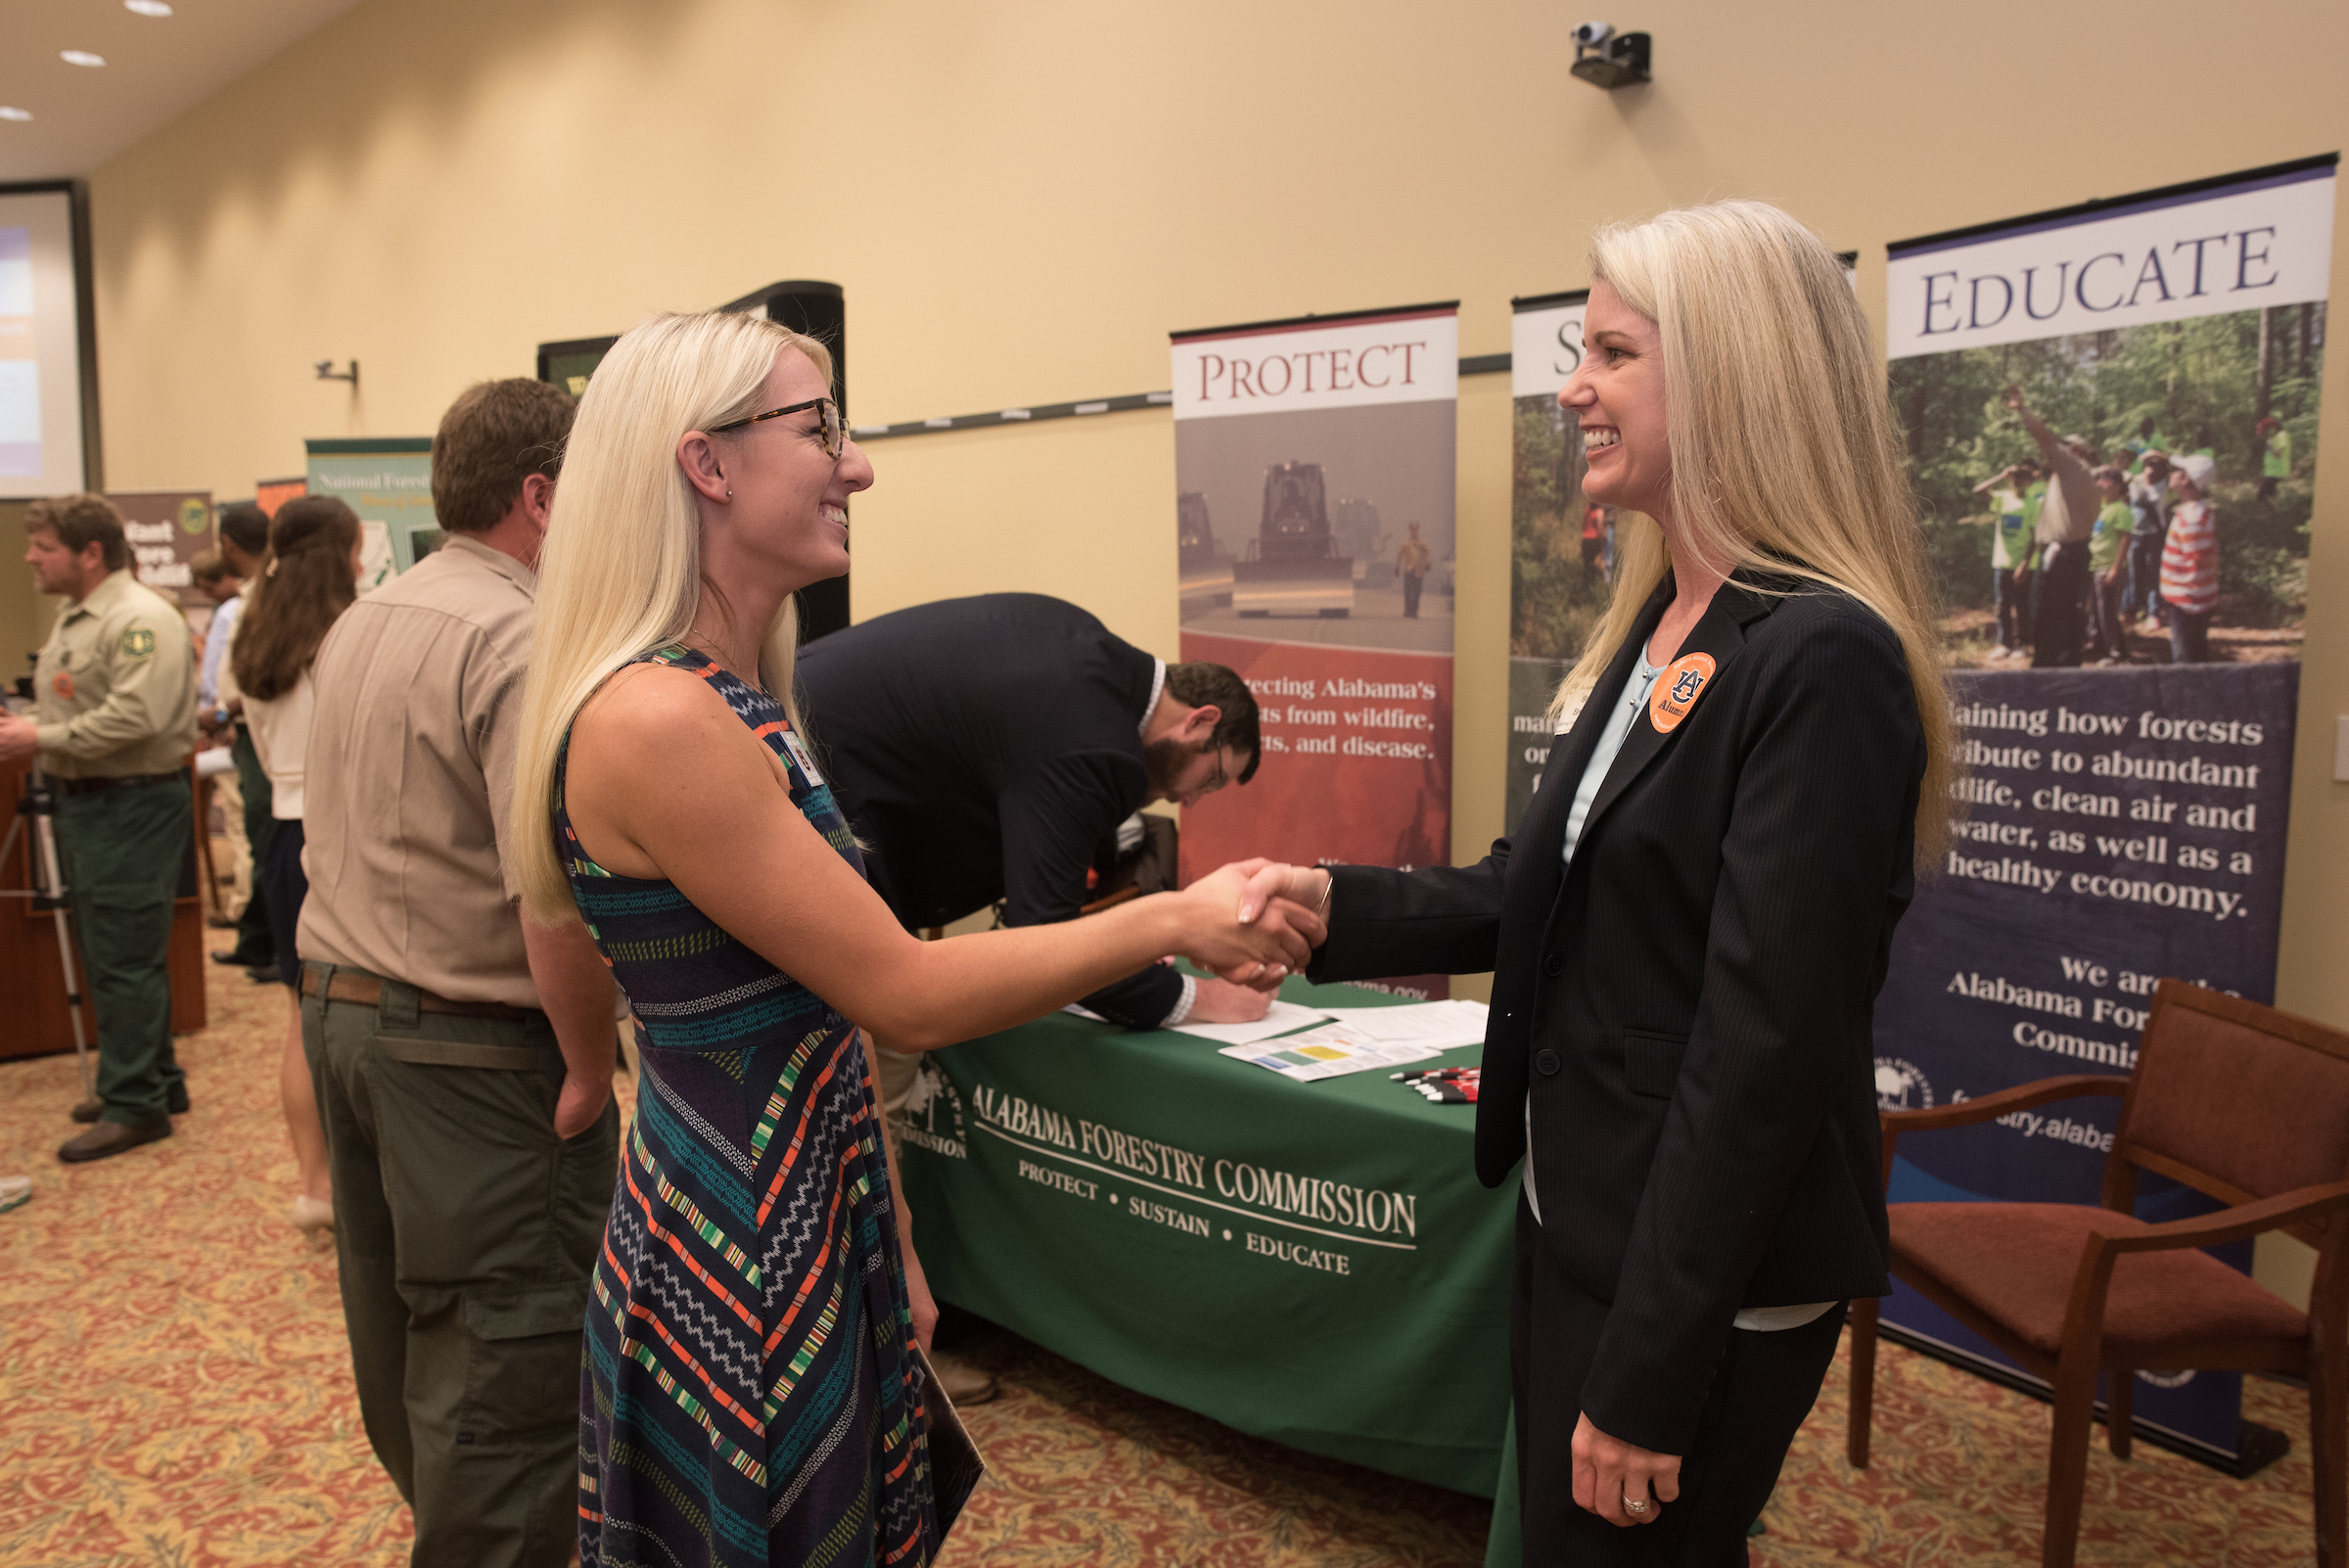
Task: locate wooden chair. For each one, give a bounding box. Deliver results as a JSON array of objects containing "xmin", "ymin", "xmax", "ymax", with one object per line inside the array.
[{"xmin": 1847, "ymin": 979, "xmax": 2349, "ymax": 1568}]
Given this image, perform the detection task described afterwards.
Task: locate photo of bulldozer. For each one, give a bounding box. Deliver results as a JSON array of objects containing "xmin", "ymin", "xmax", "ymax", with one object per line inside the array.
[{"xmin": 1232, "ymin": 461, "xmax": 1356, "ymax": 618}]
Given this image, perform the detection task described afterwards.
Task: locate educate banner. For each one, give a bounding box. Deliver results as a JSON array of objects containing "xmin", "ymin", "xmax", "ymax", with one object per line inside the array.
[
  {"xmin": 1502, "ymin": 291, "xmax": 1592, "ymax": 834},
  {"xmin": 1874, "ymin": 156, "xmax": 2331, "ymax": 1466},
  {"xmin": 305, "ymin": 438, "xmax": 438, "ymax": 590},
  {"xmin": 1172, "ymin": 304, "xmax": 1458, "ymax": 999}
]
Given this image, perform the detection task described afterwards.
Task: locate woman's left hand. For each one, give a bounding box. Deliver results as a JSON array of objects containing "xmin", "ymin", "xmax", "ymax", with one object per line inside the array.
[
  {"xmin": 1572, "ymin": 1410, "xmax": 1680, "ymax": 1527},
  {"xmin": 898, "ymin": 1229, "xmax": 939, "ymax": 1354}
]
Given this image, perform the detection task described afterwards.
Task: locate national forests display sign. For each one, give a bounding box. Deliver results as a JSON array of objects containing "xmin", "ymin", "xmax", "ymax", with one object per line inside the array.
[
  {"xmin": 305, "ymin": 437, "xmax": 438, "ymax": 590},
  {"xmin": 1874, "ymin": 156, "xmax": 2332, "ymax": 1467},
  {"xmin": 1172, "ymin": 304, "xmax": 1459, "ymax": 998}
]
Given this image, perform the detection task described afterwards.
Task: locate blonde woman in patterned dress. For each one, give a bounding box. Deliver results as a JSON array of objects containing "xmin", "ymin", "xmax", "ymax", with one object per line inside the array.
[{"xmin": 512, "ymin": 310, "xmax": 1323, "ymax": 1568}]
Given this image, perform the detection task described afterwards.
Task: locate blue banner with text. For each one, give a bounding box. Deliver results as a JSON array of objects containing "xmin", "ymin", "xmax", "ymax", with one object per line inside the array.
[{"xmin": 1873, "ymin": 661, "xmax": 2298, "ymax": 1459}]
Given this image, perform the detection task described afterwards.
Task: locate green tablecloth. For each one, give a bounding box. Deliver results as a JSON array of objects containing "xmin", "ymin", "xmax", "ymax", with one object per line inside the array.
[{"xmin": 892, "ymin": 974, "xmax": 1517, "ymax": 1499}]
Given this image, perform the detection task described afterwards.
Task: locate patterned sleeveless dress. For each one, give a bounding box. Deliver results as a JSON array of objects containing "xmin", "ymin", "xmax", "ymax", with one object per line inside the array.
[{"xmin": 556, "ymin": 644, "xmax": 939, "ymax": 1568}]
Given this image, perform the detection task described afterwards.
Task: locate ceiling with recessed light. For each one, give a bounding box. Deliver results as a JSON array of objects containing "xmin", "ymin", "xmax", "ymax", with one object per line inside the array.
[{"xmin": 0, "ymin": 0, "xmax": 364, "ymax": 183}]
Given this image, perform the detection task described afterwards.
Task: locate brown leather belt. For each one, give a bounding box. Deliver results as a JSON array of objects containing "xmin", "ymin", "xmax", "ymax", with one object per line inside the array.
[
  {"xmin": 55, "ymin": 770, "xmax": 186, "ymax": 797},
  {"xmin": 300, "ymin": 967, "xmax": 541, "ymax": 1023}
]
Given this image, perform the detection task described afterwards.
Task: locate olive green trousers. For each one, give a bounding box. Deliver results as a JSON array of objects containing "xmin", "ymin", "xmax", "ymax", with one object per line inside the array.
[
  {"xmin": 302, "ymin": 962, "xmax": 621, "ymax": 1568},
  {"xmin": 55, "ymin": 775, "xmax": 191, "ymax": 1126}
]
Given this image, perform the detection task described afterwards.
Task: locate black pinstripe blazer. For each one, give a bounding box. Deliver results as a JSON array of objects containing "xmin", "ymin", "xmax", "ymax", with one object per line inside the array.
[{"xmin": 1309, "ymin": 570, "xmax": 1925, "ymax": 1453}]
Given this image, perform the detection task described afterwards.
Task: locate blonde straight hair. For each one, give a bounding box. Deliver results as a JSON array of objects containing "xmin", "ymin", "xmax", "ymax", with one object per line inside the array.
[
  {"xmin": 1546, "ymin": 201, "xmax": 1953, "ymax": 860},
  {"xmin": 514, "ymin": 309, "xmax": 835, "ymax": 926}
]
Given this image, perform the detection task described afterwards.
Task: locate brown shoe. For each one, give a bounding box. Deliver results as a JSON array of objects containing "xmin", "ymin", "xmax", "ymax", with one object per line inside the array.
[
  {"xmin": 929, "ymin": 1350, "xmax": 999, "ymax": 1407},
  {"xmin": 72, "ymin": 1084, "xmax": 187, "ymax": 1122},
  {"xmin": 58, "ymin": 1117, "xmax": 171, "ymax": 1164}
]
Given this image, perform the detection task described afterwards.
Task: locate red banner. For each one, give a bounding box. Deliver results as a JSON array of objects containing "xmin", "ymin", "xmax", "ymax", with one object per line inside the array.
[
  {"xmin": 1177, "ymin": 636, "xmax": 1451, "ymax": 1001},
  {"xmin": 1172, "ymin": 303, "xmax": 1460, "ymax": 1000}
]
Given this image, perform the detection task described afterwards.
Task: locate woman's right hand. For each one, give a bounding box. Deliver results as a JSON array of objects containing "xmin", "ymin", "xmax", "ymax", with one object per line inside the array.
[
  {"xmin": 1223, "ymin": 859, "xmax": 1332, "ymax": 927},
  {"xmin": 1170, "ymin": 862, "xmax": 1326, "ymax": 989}
]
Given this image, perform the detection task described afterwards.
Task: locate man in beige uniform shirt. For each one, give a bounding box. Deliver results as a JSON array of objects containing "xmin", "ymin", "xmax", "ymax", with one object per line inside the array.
[
  {"xmin": 298, "ymin": 380, "xmax": 617, "ymax": 1568},
  {"xmin": 0, "ymin": 495, "xmax": 199, "ymax": 1162}
]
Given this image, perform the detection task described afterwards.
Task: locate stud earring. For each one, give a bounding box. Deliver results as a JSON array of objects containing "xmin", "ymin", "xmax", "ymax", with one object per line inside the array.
[{"xmin": 725, "ymin": 487, "xmax": 734, "ymax": 500}]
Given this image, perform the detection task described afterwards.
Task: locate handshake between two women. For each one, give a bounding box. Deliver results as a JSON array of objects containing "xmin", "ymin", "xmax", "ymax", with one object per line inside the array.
[{"xmin": 1162, "ymin": 858, "xmax": 1335, "ymax": 991}]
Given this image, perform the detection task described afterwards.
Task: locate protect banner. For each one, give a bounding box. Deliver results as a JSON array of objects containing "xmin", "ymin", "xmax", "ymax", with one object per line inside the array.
[
  {"xmin": 1173, "ymin": 304, "xmax": 1458, "ymax": 998},
  {"xmin": 1502, "ymin": 291, "xmax": 1591, "ymax": 834},
  {"xmin": 1874, "ymin": 156, "xmax": 2330, "ymax": 1464}
]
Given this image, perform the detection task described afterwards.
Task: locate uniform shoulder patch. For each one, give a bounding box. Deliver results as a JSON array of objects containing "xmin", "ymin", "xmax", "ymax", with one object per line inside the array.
[{"xmin": 119, "ymin": 626, "xmax": 157, "ymax": 661}]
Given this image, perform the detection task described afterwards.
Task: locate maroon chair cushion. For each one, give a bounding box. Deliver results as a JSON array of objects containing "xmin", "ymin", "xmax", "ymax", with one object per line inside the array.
[{"xmin": 1891, "ymin": 1202, "xmax": 2308, "ymax": 1364}]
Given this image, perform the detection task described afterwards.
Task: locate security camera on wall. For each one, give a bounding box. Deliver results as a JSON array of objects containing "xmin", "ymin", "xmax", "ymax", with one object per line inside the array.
[{"xmin": 1570, "ymin": 23, "xmax": 1650, "ymax": 88}]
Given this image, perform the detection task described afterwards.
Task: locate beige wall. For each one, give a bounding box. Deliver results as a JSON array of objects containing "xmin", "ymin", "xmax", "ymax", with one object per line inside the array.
[
  {"xmin": 71, "ymin": 0, "xmax": 2349, "ymax": 1284},
  {"xmin": 0, "ymin": 502, "xmax": 46, "ymax": 684}
]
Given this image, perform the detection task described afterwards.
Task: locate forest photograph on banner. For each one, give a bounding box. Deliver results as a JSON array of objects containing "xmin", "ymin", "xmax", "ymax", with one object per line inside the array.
[
  {"xmin": 1871, "ymin": 155, "xmax": 2332, "ymax": 1469},
  {"xmin": 1171, "ymin": 303, "xmax": 1458, "ymax": 998},
  {"xmin": 1501, "ymin": 290, "xmax": 1592, "ymax": 836}
]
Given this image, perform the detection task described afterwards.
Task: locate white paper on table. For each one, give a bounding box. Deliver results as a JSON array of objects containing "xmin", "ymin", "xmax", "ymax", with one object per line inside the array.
[
  {"xmin": 1314, "ymin": 998, "xmax": 1490, "ymax": 1049},
  {"xmin": 1169, "ymin": 998, "xmax": 1331, "ymax": 1047},
  {"xmin": 1218, "ymin": 1022, "xmax": 1446, "ymax": 1083}
]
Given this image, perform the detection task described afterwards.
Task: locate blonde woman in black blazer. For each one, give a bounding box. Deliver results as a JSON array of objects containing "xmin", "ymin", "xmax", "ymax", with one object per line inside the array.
[{"xmin": 1239, "ymin": 202, "xmax": 1953, "ymax": 1565}]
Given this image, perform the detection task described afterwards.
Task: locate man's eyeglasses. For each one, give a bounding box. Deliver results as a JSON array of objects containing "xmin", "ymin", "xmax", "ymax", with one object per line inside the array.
[
  {"xmin": 1201, "ymin": 748, "xmax": 1228, "ymax": 796},
  {"xmin": 710, "ymin": 396, "xmax": 847, "ymax": 460}
]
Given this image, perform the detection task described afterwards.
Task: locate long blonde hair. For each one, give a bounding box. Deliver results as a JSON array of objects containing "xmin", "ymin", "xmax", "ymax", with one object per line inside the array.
[
  {"xmin": 1546, "ymin": 201, "xmax": 1953, "ymax": 860},
  {"xmin": 514, "ymin": 309, "xmax": 835, "ymax": 926}
]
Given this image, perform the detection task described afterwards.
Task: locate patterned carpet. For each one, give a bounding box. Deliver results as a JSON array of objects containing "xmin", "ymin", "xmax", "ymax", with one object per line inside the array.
[{"xmin": 0, "ymin": 958, "xmax": 2326, "ymax": 1566}]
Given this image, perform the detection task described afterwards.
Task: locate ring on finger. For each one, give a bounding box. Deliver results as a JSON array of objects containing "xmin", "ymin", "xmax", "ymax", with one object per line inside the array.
[{"xmin": 1623, "ymin": 1494, "xmax": 1650, "ymax": 1515}]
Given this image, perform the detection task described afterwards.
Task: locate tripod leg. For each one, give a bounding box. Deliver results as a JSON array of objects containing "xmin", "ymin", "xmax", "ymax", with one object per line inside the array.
[
  {"xmin": 51, "ymin": 903, "xmax": 93, "ymax": 1101},
  {"xmin": 28, "ymin": 803, "xmax": 95, "ymax": 1101}
]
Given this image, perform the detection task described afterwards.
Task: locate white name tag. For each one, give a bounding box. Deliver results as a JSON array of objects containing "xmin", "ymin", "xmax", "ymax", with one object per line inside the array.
[{"xmin": 779, "ymin": 730, "xmax": 825, "ymax": 787}]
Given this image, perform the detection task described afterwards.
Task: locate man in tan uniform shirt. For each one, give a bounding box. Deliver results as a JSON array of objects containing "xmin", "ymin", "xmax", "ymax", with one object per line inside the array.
[
  {"xmin": 298, "ymin": 380, "xmax": 617, "ymax": 1568},
  {"xmin": 0, "ymin": 495, "xmax": 199, "ymax": 1162}
]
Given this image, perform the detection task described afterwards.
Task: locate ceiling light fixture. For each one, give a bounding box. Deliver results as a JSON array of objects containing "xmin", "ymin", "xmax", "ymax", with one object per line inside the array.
[
  {"xmin": 61, "ymin": 50, "xmax": 108, "ymax": 68},
  {"xmin": 125, "ymin": 0, "xmax": 175, "ymax": 14},
  {"xmin": 0, "ymin": 108, "xmax": 31, "ymax": 122}
]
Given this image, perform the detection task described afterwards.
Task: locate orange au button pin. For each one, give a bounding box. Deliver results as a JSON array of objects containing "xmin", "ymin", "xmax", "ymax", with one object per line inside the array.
[{"xmin": 1648, "ymin": 652, "xmax": 1716, "ymax": 733}]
